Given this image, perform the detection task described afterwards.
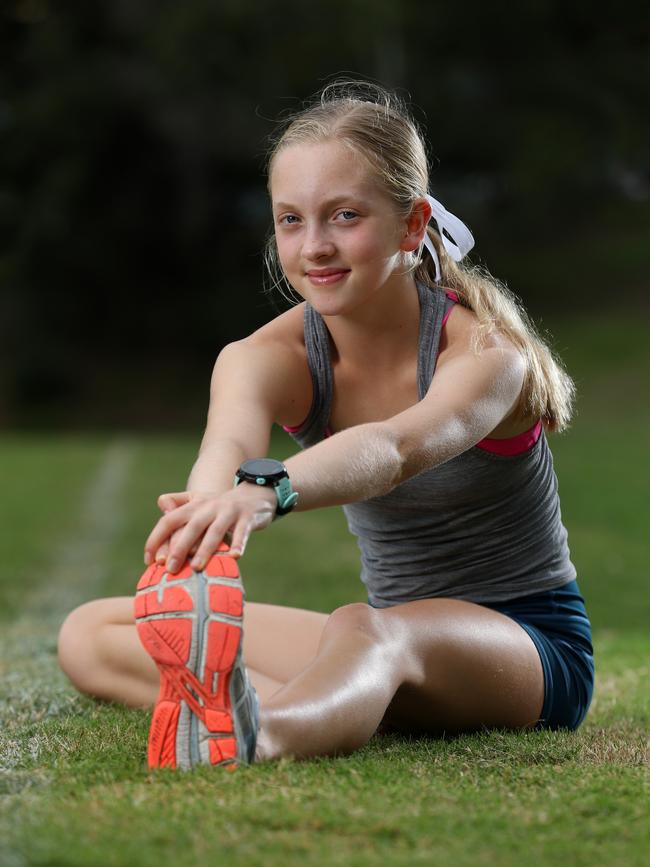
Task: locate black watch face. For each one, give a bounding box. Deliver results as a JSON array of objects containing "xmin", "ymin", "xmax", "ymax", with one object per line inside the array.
[{"xmin": 240, "ymin": 458, "xmax": 286, "ymax": 480}]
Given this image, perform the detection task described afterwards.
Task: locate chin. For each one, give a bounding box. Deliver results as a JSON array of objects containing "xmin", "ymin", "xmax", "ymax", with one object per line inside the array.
[
  {"xmin": 312, "ymin": 298, "xmax": 370, "ymax": 320},
  {"xmin": 303, "ymin": 296, "xmax": 346, "ymax": 316}
]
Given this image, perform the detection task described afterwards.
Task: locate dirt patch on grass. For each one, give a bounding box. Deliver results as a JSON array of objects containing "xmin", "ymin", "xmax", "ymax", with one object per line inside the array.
[{"xmin": 577, "ymin": 725, "xmax": 649, "ymax": 767}]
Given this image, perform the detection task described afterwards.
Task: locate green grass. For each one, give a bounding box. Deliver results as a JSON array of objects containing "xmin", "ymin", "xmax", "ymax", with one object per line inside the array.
[{"xmin": 1, "ymin": 314, "xmax": 648, "ymax": 867}]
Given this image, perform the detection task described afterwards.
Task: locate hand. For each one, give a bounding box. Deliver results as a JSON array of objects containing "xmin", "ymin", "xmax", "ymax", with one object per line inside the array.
[
  {"xmin": 143, "ymin": 485, "xmax": 277, "ymax": 573},
  {"xmin": 152, "ymin": 492, "xmax": 194, "ymax": 566}
]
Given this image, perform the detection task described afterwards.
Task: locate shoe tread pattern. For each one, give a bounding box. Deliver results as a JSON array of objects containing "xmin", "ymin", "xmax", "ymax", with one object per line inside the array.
[{"xmin": 134, "ymin": 544, "xmax": 246, "ymax": 770}]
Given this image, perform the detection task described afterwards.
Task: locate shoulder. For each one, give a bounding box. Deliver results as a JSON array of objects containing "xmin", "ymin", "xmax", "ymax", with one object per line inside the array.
[
  {"xmin": 438, "ymin": 301, "xmax": 525, "ymax": 376},
  {"xmin": 233, "ymin": 302, "xmax": 308, "ymax": 381},
  {"xmin": 247, "ymin": 301, "xmax": 306, "ymax": 353},
  {"xmin": 213, "ymin": 303, "xmax": 312, "ymax": 427},
  {"xmin": 435, "ymin": 301, "xmax": 537, "ymax": 434}
]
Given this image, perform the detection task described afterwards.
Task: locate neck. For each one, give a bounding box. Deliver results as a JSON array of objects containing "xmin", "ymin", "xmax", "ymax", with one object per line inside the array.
[{"xmin": 321, "ymin": 274, "xmax": 422, "ymax": 370}]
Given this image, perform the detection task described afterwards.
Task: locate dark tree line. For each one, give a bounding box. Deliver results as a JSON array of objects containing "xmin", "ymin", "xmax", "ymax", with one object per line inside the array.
[{"xmin": 1, "ymin": 0, "xmax": 647, "ymax": 428}]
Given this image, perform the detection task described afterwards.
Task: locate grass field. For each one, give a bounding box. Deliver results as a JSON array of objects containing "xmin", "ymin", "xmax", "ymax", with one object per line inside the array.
[{"xmin": 1, "ymin": 313, "xmax": 648, "ymax": 867}]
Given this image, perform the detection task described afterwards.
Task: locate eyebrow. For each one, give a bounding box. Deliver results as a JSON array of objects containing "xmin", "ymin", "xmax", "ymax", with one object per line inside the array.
[{"xmin": 272, "ymin": 195, "xmax": 371, "ymax": 212}]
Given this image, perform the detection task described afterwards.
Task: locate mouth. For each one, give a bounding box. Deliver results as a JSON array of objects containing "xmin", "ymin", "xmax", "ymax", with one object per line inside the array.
[{"xmin": 305, "ymin": 268, "xmax": 351, "ymax": 286}]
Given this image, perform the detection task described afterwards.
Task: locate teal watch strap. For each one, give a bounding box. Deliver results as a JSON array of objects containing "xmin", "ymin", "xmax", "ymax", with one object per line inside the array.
[
  {"xmin": 275, "ymin": 477, "xmax": 299, "ymax": 515},
  {"xmin": 233, "ymin": 459, "xmax": 299, "ymax": 518}
]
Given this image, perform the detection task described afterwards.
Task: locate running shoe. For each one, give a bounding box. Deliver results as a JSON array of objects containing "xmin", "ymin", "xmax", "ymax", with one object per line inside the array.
[{"xmin": 134, "ymin": 543, "xmax": 259, "ymax": 770}]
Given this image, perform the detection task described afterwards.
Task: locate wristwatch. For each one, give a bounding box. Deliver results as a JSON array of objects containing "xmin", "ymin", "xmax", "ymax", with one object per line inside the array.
[{"xmin": 234, "ymin": 458, "xmax": 299, "ymax": 517}]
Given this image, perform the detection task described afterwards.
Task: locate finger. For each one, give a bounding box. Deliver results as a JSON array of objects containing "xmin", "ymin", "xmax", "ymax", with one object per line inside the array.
[
  {"xmin": 189, "ymin": 516, "xmax": 238, "ymax": 571},
  {"xmin": 228, "ymin": 507, "xmax": 273, "ymax": 559},
  {"xmin": 157, "ymin": 522, "xmax": 189, "ymax": 561},
  {"xmin": 227, "ymin": 516, "xmax": 255, "ymax": 559},
  {"xmin": 155, "ymin": 542, "xmax": 169, "ymax": 564},
  {"xmin": 166, "ymin": 511, "xmax": 220, "ymax": 573},
  {"xmin": 158, "ymin": 491, "xmax": 192, "ymax": 513},
  {"xmin": 144, "ymin": 504, "xmax": 194, "ymax": 564}
]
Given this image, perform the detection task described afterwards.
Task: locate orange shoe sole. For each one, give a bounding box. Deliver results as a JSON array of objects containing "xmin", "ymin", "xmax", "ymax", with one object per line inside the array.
[{"xmin": 134, "ymin": 543, "xmax": 257, "ymax": 770}]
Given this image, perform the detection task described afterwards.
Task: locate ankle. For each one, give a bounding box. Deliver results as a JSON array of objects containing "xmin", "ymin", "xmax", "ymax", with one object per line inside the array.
[{"xmin": 253, "ymin": 719, "xmax": 282, "ymax": 762}]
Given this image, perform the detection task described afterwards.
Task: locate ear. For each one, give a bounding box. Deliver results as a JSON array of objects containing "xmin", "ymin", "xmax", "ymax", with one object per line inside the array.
[{"xmin": 399, "ymin": 198, "xmax": 432, "ymax": 253}]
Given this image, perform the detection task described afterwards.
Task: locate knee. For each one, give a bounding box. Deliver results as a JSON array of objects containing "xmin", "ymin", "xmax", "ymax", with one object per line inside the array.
[
  {"xmin": 57, "ymin": 600, "xmax": 104, "ymax": 694},
  {"xmin": 325, "ymin": 602, "xmax": 422, "ymax": 686},
  {"xmin": 324, "ymin": 602, "xmax": 384, "ymax": 643}
]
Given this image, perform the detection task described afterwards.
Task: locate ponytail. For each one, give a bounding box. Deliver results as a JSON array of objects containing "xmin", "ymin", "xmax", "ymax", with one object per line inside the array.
[{"xmin": 415, "ymin": 229, "xmax": 575, "ymax": 431}]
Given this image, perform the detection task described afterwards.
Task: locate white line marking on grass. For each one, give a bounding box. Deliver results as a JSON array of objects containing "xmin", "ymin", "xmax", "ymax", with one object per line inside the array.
[
  {"xmin": 29, "ymin": 438, "xmax": 135, "ymax": 622},
  {"xmin": 0, "ymin": 440, "xmax": 136, "ymax": 766}
]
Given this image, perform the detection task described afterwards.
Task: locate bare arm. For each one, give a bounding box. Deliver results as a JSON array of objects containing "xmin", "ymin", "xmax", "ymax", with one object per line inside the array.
[
  {"xmin": 283, "ymin": 337, "xmax": 526, "ymax": 510},
  {"xmin": 144, "ymin": 333, "xmax": 310, "ymax": 569},
  {"xmin": 185, "ymin": 341, "xmax": 276, "ymax": 493},
  {"xmin": 148, "ymin": 341, "xmax": 275, "ymax": 560},
  {"xmin": 146, "ymin": 315, "xmax": 526, "ymax": 572}
]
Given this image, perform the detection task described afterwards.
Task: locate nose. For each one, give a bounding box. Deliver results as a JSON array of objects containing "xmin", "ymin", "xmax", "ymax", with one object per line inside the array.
[{"xmin": 302, "ymin": 223, "xmax": 336, "ymax": 261}]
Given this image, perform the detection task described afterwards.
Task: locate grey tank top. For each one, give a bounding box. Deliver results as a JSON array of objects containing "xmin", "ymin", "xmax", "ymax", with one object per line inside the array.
[{"xmin": 285, "ymin": 282, "xmax": 577, "ymax": 607}]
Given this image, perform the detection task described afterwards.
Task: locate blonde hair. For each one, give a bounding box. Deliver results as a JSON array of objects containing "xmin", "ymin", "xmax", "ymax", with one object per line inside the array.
[{"xmin": 264, "ymin": 80, "xmax": 575, "ymax": 431}]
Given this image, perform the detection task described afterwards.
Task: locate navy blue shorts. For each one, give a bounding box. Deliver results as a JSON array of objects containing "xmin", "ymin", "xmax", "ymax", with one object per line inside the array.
[
  {"xmin": 484, "ymin": 580, "xmax": 594, "ymax": 730},
  {"xmin": 369, "ymin": 580, "xmax": 594, "ymax": 731}
]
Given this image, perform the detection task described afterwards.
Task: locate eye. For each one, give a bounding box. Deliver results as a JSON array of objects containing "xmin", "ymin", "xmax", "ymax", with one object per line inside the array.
[
  {"xmin": 335, "ymin": 210, "xmax": 358, "ymax": 222},
  {"xmin": 278, "ymin": 214, "xmax": 300, "ymax": 225}
]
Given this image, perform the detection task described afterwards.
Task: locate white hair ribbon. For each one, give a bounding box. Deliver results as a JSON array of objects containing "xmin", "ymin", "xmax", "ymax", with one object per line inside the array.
[{"xmin": 421, "ymin": 194, "xmax": 475, "ymax": 283}]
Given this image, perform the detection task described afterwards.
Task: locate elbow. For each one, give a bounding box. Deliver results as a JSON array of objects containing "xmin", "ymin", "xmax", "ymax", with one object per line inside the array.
[
  {"xmin": 356, "ymin": 423, "xmax": 404, "ymax": 497},
  {"xmin": 390, "ymin": 416, "xmax": 469, "ymax": 486},
  {"xmin": 371, "ymin": 423, "xmax": 415, "ymax": 492},
  {"xmin": 386, "ymin": 437, "xmax": 406, "ymax": 492}
]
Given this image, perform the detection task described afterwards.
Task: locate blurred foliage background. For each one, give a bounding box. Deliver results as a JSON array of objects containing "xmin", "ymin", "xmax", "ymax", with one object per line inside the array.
[{"xmin": 1, "ymin": 0, "xmax": 647, "ymax": 431}]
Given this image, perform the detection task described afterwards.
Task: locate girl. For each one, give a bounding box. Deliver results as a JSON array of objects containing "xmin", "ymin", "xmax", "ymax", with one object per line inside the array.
[{"xmin": 57, "ymin": 81, "xmax": 594, "ymax": 769}]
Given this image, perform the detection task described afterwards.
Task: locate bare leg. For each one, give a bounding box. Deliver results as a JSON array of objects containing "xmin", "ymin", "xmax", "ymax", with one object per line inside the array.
[
  {"xmin": 59, "ymin": 594, "xmax": 544, "ymax": 764},
  {"xmin": 255, "ymin": 599, "xmax": 544, "ymax": 761},
  {"xmin": 57, "ymin": 597, "xmax": 329, "ymax": 706}
]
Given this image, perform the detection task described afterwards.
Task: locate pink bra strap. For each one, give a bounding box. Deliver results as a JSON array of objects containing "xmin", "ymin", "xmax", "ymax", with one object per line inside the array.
[{"xmin": 441, "ymin": 291, "xmax": 459, "ymax": 328}]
